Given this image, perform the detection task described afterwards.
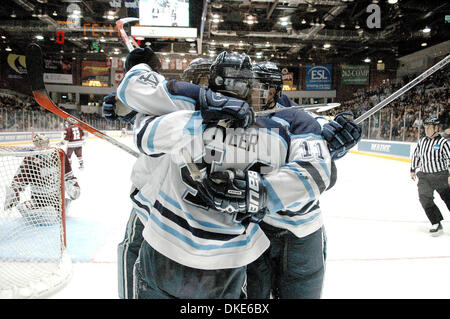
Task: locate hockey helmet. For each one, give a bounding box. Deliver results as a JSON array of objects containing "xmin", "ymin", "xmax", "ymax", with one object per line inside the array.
[
  {"xmin": 181, "ymin": 58, "xmax": 213, "ymax": 87},
  {"xmin": 423, "ymin": 115, "xmax": 440, "ymax": 126},
  {"xmin": 252, "ymin": 61, "xmax": 283, "ymax": 110},
  {"xmin": 32, "ymin": 133, "xmax": 50, "ymax": 148},
  {"xmin": 125, "ymin": 47, "xmax": 162, "ymax": 73},
  {"xmin": 209, "ymin": 51, "xmax": 254, "ymax": 102}
]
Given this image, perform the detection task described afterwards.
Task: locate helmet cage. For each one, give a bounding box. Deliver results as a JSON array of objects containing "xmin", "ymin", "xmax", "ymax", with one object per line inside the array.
[
  {"xmin": 253, "ymin": 62, "xmax": 283, "ymax": 108},
  {"xmin": 181, "ymin": 58, "xmax": 212, "ymax": 86},
  {"xmin": 209, "ymin": 52, "xmax": 254, "ymax": 101}
]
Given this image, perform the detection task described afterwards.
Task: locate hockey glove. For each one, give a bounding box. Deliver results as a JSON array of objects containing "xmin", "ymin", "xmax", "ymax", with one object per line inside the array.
[
  {"xmin": 322, "ymin": 111, "xmax": 362, "ymax": 160},
  {"xmin": 102, "ymin": 92, "xmax": 118, "ymax": 122},
  {"xmin": 199, "ymin": 88, "xmax": 255, "ymax": 129},
  {"xmin": 197, "ymin": 169, "xmax": 267, "ymax": 223}
]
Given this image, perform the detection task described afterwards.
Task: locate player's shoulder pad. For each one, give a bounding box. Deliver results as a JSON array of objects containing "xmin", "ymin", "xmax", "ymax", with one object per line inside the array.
[
  {"xmin": 255, "ymin": 116, "xmax": 291, "ymax": 147},
  {"xmin": 271, "ymin": 108, "xmax": 322, "ymax": 136},
  {"xmin": 165, "ymin": 79, "xmax": 201, "ymax": 108}
]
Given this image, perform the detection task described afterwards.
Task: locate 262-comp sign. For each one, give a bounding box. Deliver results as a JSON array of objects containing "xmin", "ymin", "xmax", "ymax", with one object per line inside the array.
[
  {"xmin": 341, "ymin": 65, "xmax": 369, "ymax": 85},
  {"xmin": 305, "ymin": 64, "xmax": 332, "ymax": 90}
]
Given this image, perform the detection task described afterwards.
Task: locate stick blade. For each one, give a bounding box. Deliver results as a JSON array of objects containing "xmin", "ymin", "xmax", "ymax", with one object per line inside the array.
[{"xmin": 26, "ymin": 43, "xmax": 45, "ymax": 92}]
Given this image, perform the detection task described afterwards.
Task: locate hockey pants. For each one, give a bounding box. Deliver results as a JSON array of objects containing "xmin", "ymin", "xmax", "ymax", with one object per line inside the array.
[
  {"xmin": 417, "ymin": 171, "xmax": 450, "ymax": 225},
  {"xmin": 117, "ymin": 209, "xmax": 144, "ymax": 299},
  {"xmin": 246, "ymin": 224, "xmax": 326, "ymax": 299},
  {"xmin": 133, "ymin": 239, "xmax": 247, "ymax": 299}
]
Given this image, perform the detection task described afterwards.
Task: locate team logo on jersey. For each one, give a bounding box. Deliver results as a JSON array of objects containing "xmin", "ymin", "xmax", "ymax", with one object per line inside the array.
[
  {"xmin": 433, "ymin": 144, "xmax": 440, "ymax": 151},
  {"xmin": 138, "ymin": 73, "xmax": 159, "ymax": 87}
]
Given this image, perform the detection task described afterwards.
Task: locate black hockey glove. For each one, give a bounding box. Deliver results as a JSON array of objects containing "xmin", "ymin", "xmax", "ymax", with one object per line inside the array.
[
  {"xmin": 322, "ymin": 111, "xmax": 362, "ymax": 160},
  {"xmin": 199, "ymin": 88, "xmax": 255, "ymax": 129},
  {"xmin": 102, "ymin": 91, "xmax": 137, "ymax": 124},
  {"xmin": 197, "ymin": 169, "xmax": 267, "ymax": 223},
  {"xmin": 102, "ymin": 92, "xmax": 118, "ymax": 122}
]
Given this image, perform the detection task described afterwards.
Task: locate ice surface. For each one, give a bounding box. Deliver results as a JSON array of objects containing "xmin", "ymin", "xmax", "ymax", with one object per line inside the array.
[{"xmin": 49, "ymin": 137, "xmax": 450, "ymax": 299}]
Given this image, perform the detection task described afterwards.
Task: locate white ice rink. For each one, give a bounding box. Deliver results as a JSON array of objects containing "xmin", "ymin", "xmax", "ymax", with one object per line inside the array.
[{"xmin": 48, "ymin": 136, "xmax": 450, "ymax": 299}]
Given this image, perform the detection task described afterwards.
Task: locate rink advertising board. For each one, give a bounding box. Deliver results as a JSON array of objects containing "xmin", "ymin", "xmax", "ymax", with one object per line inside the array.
[
  {"xmin": 305, "ymin": 64, "xmax": 332, "ymax": 90},
  {"xmin": 357, "ymin": 140, "xmax": 412, "ymax": 158},
  {"xmin": 341, "ymin": 65, "xmax": 369, "ymax": 85}
]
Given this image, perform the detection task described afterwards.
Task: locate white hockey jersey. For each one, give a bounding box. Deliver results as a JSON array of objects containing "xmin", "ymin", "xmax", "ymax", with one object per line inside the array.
[{"xmin": 118, "ymin": 64, "xmax": 333, "ymax": 269}]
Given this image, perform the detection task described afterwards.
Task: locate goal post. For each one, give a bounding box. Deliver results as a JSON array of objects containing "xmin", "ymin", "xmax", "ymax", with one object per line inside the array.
[{"xmin": 0, "ymin": 145, "xmax": 72, "ymax": 299}]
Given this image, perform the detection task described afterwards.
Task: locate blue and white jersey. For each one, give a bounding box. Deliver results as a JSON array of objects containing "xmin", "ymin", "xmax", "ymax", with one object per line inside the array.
[
  {"xmin": 117, "ymin": 63, "xmax": 196, "ymax": 116},
  {"xmin": 263, "ymin": 108, "xmax": 333, "ymax": 238},
  {"xmin": 119, "ymin": 67, "xmax": 332, "ymax": 266},
  {"xmin": 132, "ymin": 111, "xmax": 285, "ymax": 270}
]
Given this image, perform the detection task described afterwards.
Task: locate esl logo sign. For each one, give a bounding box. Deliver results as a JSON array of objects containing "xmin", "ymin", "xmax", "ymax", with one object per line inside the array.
[{"xmin": 305, "ymin": 64, "xmax": 332, "ymax": 90}]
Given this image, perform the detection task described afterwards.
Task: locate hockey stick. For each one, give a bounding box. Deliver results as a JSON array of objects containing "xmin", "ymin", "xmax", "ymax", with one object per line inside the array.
[
  {"xmin": 116, "ymin": 17, "xmax": 140, "ymax": 52},
  {"xmin": 116, "ymin": 17, "xmax": 205, "ymax": 180},
  {"xmin": 25, "ymin": 43, "xmax": 140, "ymax": 158},
  {"xmin": 354, "ymin": 54, "xmax": 450, "ymax": 124},
  {"xmin": 256, "ymin": 102, "xmax": 341, "ymax": 116}
]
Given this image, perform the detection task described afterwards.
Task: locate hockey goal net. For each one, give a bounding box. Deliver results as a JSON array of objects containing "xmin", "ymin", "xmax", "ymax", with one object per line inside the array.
[{"xmin": 0, "ymin": 145, "xmax": 72, "ymax": 298}]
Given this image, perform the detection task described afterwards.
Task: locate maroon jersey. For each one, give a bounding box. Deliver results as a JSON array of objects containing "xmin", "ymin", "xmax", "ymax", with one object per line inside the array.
[
  {"xmin": 63, "ymin": 125, "xmax": 85, "ymax": 148},
  {"xmin": 11, "ymin": 149, "xmax": 79, "ymax": 200}
]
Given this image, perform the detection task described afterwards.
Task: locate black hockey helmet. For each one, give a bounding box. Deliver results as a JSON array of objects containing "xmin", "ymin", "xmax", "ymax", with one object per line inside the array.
[
  {"xmin": 423, "ymin": 115, "xmax": 440, "ymax": 126},
  {"xmin": 125, "ymin": 47, "xmax": 162, "ymax": 73},
  {"xmin": 252, "ymin": 61, "xmax": 283, "ymax": 109},
  {"xmin": 181, "ymin": 58, "xmax": 213, "ymax": 86},
  {"xmin": 209, "ymin": 51, "xmax": 254, "ymax": 101}
]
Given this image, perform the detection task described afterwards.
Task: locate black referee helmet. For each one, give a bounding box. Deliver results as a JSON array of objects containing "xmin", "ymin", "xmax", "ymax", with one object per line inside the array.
[{"xmin": 423, "ymin": 115, "xmax": 441, "ymax": 126}]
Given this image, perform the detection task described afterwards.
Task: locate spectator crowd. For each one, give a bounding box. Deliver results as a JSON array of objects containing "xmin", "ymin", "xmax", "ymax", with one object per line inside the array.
[
  {"xmin": 0, "ymin": 67, "xmax": 448, "ymax": 142},
  {"xmin": 327, "ymin": 67, "xmax": 449, "ymax": 142}
]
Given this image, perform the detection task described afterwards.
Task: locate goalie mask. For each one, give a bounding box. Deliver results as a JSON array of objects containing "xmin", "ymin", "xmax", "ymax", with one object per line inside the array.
[
  {"xmin": 32, "ymin": 133, "xmax": 49, "ymax": 148},
  {"xmin": 252, "ymin": 61, "xmax": 283, "ymax": 110},
  {"xmin": 209, "ymin": 51, "xmax": 254, "ymax": 103},
  {"xmin": 181, "ymin": 58, "xmax": 213, "ymax": 87}
]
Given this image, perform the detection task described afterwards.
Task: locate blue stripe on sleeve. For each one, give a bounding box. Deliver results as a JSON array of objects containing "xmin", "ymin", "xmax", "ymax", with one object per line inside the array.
[
  {"xmin": 183, "ymin": 111, "xmax": 202, "ymax": 136},
  {"xmin": 266, "ymin": 210, "xmax": 320, "ymax": 226},
  {"xmin": 284, "ymin": 163, "xmax": 315, "ymax": 200},
  {"xmin": 289, "ymin": 133, "xmax": 323, "ymax": 140},
  {"xmin": 147, "ymin": 116, "xmax": 164, "ymax": 153},
  {"xmin": 118, "ymin": 69, "xmax": 147, "ymax": 111},
  {"xmin": 263, "ymin": 178, "xmax": 284, "ymax": 214},
  {"xmin": 271, "ymin": 116, "xmax": 290, "ymax": 129}
]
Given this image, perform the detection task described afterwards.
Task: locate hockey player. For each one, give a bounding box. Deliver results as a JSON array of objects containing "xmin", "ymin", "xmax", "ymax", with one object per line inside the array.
[
  {"xmin": 248, "ymin": 59, "xmax": 361, "ymax": 298},
  {"xmin": 105, "ymin": 48, "xmax": 360, "ymax": 299},
  {"xmin": 181, "ymin": 57, "xmax": 213, "ymax": 87},
  {"xmin": 102, "ymin": 47, "xmax": 164, "ymax": 299},
  {"xmin": 4, "ymin": 133, "xmax": 80, "ymax": 225},
  {"xmin": 60, "ymin": 122, "xmax": 86, "ymax": 169},
  {"xmin": 115, "ymin": 50, "xmax": 336, "ymax": 299},
  {"xmin": 253, "ymin": 60, "xmax": 361, "ymax": 161},
  {"xmin": 117, "ymin": 51, "xmax": 265, "ymax": 298}
]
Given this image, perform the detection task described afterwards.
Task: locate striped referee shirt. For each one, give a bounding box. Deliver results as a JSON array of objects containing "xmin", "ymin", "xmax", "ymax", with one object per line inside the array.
[{"xmin": 411, "ymin": 134, "xmax": 450, "ymax": 174}]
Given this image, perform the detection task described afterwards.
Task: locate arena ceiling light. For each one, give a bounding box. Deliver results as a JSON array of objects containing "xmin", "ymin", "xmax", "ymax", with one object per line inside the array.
[
  {"xmin": 364, "ymin": 57, "xmax": 371, "ymax": 63},
  {"xmin": 388, "ymin": 0, "xmax": 398, "ymax": 4},
  {"xmin": 422, "ymin": 26, "xmax": 431, "ymax": 33},
  {"xmin": 35, "ymin": 35, "xmax": 44, "ymax": 40},
  {"xmin": 323, "ymin": 43, "xmax": 331, "ymax": 49},
  {"xmin": 244, "ymin": 15, "xmax": 257, "ymax": 25}
]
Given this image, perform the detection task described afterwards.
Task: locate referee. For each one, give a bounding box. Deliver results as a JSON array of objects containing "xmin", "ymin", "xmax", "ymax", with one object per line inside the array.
[{"xmin": 411, "ymin": 115, "xmax": 450, "ymax": 236}]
